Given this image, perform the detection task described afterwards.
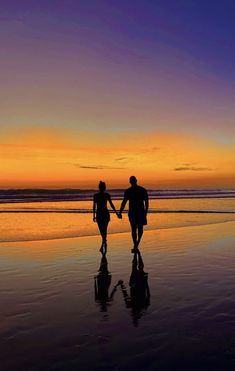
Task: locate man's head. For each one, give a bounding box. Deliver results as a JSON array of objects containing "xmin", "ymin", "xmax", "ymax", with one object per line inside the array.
[
  {"xmin": 129, "ymin": 176, "xmax": 137, "ymax": 186},
  {"xmin": 99, "ymin": 181, "xmax": 106, "ymax": 192}
]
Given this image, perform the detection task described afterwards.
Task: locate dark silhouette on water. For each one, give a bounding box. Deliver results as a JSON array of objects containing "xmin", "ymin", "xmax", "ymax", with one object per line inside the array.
[
  {"xmin": 94, "ymin": 249, "xmax": 150, "ymax": 321},
  {"xmin": 119, "ymin": 176, "xmax": 149, "ymax": 251},
  {"xmin": 119, "ymin": 249, "xmax": 150, "ymax": 326},
  {"xmin": 94, "ymin": 253, "xmax": 119, "ymax": 312},
  {"xmin": 93, "ymin": 181, "xmax": 119, "ymax": 253}
]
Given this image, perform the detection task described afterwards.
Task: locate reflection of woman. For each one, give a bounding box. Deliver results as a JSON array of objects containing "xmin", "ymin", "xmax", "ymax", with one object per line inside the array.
[
  {"xmin": 94, "ymin": 253, "xmax": 118, "ymax": 312},
  {"xmin": 93, "ymin": 181, "xmax": 119, "ymax": 253}
]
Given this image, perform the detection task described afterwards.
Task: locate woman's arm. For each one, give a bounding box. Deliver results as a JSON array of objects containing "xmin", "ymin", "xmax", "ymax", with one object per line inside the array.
[{"xmin": 108, "ymin": 194, "xmax": 118, "ymax": 215}]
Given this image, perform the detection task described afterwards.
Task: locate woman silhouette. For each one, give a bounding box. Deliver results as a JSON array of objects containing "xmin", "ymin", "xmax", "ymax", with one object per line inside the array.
[{"xmin": 93, "ymin": 181, "xmax": 119, "ymax": 253}]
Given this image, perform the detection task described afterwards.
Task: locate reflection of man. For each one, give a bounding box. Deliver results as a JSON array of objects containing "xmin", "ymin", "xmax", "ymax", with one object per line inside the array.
[
  {"xmin": 119, "ymin": 249, "xmax": 150, "ymax": 326},
  {"xmin": 119, "ymin": 176, "xmax": 149, "ymax": 251}
]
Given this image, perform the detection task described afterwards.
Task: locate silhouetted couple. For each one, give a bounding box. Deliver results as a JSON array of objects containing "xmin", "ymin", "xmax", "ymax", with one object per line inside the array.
[{"xmin": 93, "ymin": 176, "xmax": 149, "ymax": 253}]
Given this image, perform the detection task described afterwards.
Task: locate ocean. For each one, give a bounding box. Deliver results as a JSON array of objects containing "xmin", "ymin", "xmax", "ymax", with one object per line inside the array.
[{"xmin": 1, "ymin": 189, "xmax": 235, "ymax": 243}]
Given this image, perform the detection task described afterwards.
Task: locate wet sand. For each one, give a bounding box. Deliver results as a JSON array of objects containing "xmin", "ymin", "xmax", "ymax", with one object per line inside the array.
[
  {"xmin": 1, "ymin": 205, "xmax": 235, "ymax": 243},
  {"xmin": 0, "ymin": 222, "xmax": 235, "ymax": 370}
]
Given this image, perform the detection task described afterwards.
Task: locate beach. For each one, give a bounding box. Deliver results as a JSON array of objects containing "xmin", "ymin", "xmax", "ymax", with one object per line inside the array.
[
  {"xmin": 1, "ymin": 195, "xmax": 235, "ymax": 242},
  {"xmin": 2, "ymin": 0, "xmax": 235, "ymax": 369},
  {"xmin": 0, "ymin": 219, "xmax": 234, "ymax": 370}
]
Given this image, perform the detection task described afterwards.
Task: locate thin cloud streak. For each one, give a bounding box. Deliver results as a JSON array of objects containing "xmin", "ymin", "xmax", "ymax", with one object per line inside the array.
[
  {"xmin": 174, "ymin": 166, "xmax": 215, "ymax": 171},
  {"xmin": 74, "ymin": 164, "xmax": 126, "ymax": 170},
  {"xmin": 115, "ymin": 157, "xmax": 128, "ymax": 161}
]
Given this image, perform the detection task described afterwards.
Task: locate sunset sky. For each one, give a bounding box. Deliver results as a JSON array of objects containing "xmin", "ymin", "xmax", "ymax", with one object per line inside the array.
[{"xmin": 1, "ymin": 0, "xmax": 235, "ymax": 188}]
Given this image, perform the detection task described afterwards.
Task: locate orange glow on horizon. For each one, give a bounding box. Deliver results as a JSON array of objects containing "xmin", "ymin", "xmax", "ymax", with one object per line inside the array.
[{"xmin": 1, "ymin": 126, "xmax": 235, "ymax": 189}]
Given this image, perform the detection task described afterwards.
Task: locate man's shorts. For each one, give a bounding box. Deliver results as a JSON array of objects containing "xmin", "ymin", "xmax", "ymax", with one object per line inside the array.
[{"xmin": 128, "ymin": 210, "xmax": 147, "ymax": 226}]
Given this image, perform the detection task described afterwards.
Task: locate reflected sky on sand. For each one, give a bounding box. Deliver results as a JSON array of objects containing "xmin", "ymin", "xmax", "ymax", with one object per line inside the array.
[
  {"xmin": 1, "ymin": 198, "xmax": 235, "ymax": 243},
  {"xmin": 0, "ymin": 222, "xmax": 235, "ymax": 370}
]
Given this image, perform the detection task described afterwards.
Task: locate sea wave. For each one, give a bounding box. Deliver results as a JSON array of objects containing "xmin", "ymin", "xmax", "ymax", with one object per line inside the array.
[
  {"xmin": 1, "ymin": 219, "xmax": 235, "ymax": 244},
  {"xmin": 1, "ymin": 188, "xmax": 235, "ymax": 203}
]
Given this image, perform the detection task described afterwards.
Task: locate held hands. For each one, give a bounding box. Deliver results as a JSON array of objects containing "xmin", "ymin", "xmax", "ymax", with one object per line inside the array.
[{"xmin": 117, "ymin": 212, "xmax": 122, "ymax": 219}]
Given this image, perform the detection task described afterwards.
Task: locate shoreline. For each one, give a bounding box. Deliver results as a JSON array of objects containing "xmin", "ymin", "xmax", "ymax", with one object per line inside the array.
[
  {"xmin": 1, "ymin": 209, "xmax": 235, "ymax": 213},
  {"xmin": 1, "ymin": 195, "xmax": 235, "ymax": 205},
  {"xmin": 1, "ymin": 219, "xmax": 235, "ymax": 245}
]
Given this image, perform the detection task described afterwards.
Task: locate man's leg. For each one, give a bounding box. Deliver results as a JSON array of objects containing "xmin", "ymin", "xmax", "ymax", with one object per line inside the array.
[
  {"xmin": 136, "ymin": 224, "xmax": 143, "ymax": 247},
  {"xmin": 130, "ymin": 222, "xmax": 137, "ymax": 248}
]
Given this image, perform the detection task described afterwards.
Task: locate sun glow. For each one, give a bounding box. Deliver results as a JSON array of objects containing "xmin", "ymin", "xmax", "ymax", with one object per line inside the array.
[{"xmin": 1, "ymin": 126, "xmax": 234, "ymax": 188}]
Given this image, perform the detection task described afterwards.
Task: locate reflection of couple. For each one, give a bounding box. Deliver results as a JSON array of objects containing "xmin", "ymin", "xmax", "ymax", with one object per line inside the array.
[
  {"xmin": 93, "ymin": 176, "xmax": 149, "ymax": 253},
  {"xmin": 94, "ymin": 249, "xmax": 150, "ymax": 325}
]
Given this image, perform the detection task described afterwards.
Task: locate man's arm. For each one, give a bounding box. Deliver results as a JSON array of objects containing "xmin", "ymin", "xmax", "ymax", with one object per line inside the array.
[
  {"xmin": 144, "ymin": 190, "xmax": 149, "ymax": 214},
  {"xmin": 119, "ymin": 192, "xmax": 128, "ymax": 216},
  {"xmin": 93, "ymin": 195, "xmax": 96, "ymax": 222}
]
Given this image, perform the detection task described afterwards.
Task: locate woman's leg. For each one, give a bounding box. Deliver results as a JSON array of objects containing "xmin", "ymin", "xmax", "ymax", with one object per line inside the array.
[
  {"xmin": 97, "ymin": 221, "xmax": 104, "ymax": 250},
  {"xmin": 98, "ymin": 221, "xmax": 109, "ymax": 252},
  {"xmin": 102, "ymin": 221, "xmax": 109, "ymax": 253}
]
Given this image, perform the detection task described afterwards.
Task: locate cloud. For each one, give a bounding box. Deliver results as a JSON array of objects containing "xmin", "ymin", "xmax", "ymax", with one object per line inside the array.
[
  {"xmin": 74, "ymin": 164, "xmax": 125, "ymax": 170},
  {"xmin": 115, "ymin": 157, "xmax": 128, "ymax": 161},
  {"xmin": 174, "ymin": 166, "xmax": 214, "ymax": 171}
]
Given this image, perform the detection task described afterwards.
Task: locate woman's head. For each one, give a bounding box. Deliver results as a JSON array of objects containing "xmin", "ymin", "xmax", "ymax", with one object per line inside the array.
[{"xmin": 99, "ymin": 181, "xmax": 106, "ymax": 192}]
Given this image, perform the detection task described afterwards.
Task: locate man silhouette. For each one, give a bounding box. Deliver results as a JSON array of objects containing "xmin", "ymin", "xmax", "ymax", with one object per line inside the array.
[{"xmin": 119, "ymin": 176, "xmax": 149, "ymax": 251}]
